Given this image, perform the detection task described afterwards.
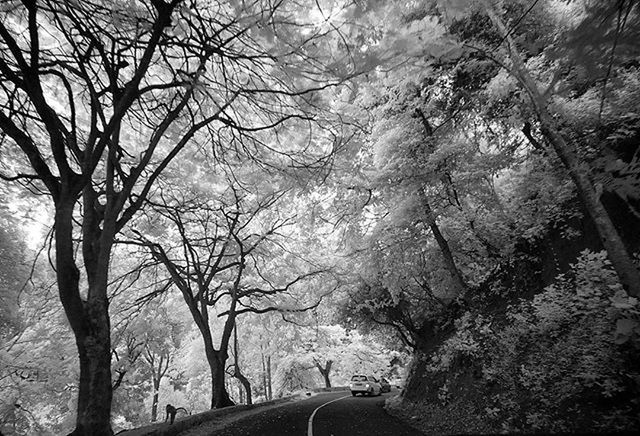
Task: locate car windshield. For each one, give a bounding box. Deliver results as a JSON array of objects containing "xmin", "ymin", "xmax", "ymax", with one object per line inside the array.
[{"xmin": 351, "ymin": 375, "xmax": 367, "ymax": 381}]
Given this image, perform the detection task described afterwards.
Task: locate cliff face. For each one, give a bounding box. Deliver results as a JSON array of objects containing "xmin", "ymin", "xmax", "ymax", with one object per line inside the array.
[{"xmin": 396, "ymin": 198, "xmax": 640, "ymax": 434}]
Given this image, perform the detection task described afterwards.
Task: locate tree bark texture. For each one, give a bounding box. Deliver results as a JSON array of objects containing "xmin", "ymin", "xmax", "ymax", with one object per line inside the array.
[{"xmin": 484, "ymin": 2, "xmax": 640, "ymax": 297}]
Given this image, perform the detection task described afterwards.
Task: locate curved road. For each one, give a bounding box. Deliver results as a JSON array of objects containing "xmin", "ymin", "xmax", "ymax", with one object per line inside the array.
[{"xmin": 185, "ymin": 390, "xmax": 424, "ymax": 436}]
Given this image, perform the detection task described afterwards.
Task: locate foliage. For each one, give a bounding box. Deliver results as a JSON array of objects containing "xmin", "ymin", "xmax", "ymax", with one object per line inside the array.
[
  {"xmin": 1, "ymin": 0, "xmax": 640, "ymax": 433},
  {"xmin": 272, "ymin": 354, "xmax": 319, "ymax": 396},
  {"xmin": 421, "ymin": 251, "xmax": 639, "ymax": 433},
  {"xmin": 0, "ymin": 222, "xmax": 27, "ymax": 336},
  {"xmin": 1, "ymin": 0, "xmax": 355, "ymax": 431},
  {"xmin": 270, "ymin": 324, "xmax": 399, "ymax": 393},
  {"xmin": 0, "ymin": 297, "xmax": 77, "ymax": 435}
]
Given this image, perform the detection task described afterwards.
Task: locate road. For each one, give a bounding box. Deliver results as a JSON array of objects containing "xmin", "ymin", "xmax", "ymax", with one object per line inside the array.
[{"xmin": 182, "ymin": 390, "xmax": 424, "ymax": 436}]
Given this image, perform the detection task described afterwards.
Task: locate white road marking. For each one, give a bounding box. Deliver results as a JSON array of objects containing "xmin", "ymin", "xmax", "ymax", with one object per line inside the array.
[{"xmin": 307, "ymin": 394, "xmax": 351, "ymax": 436}]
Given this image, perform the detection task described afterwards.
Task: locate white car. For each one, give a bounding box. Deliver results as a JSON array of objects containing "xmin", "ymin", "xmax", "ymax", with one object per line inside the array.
[{"xmin": 349, "ymin": 374, "xmax": 382, "ymax": 396}]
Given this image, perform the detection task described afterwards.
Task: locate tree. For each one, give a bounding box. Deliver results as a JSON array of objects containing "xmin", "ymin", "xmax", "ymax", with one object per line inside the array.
[
  {"xmin": 476, "ymin": 0, "xmax": 640, "ymax": 296},
  {"xmin": 328, "ymin": 1, "xmax": 640, "ymax": 365},
  {"xmin": 333, "ymin": 1, "xmax": 640, "ymax": 430},
  {"xmin": 0, "ymin": 1, "xmax": 219, "ymax": 432},
  {"xmin": 131, "ymin": 182, "xmax": 329, "ymax": 408},
  {"xmin": 267, "ymin": 322, "xmax": 396, "ymax": 391},
  {"xmin": 0, "ymin": 217, "xmax": 27, "ymax": 335},
  {"xmin": 112, "ymin": 301, "xmax": 185, "ymax": 423},
  {"xmin": 0, "ymin": 278, "xmax": 78, "ymax": 435},
  {"xmin": 228, "ymin": 323, "xmax": 252, "ymax": 405},
  {"xmin": 0, "ymin": 0, "xmax": 352, "ymax": 432}
]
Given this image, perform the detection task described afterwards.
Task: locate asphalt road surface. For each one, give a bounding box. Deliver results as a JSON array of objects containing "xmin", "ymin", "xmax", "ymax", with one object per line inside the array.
[{"xmin": 192, "ymin": 390, "xmax": 424, "ymax": 436}]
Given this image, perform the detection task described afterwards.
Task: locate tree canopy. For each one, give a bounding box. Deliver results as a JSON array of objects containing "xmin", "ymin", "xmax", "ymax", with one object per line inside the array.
[{"xmin": 1, "ymin": 0, "xmax": 639, "ymax": 434}]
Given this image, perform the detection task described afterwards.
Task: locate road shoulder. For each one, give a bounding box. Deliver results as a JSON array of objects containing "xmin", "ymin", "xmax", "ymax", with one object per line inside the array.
[{"xmin": 118, "ymin": 389, "xmax": 349, "ymax": 436}]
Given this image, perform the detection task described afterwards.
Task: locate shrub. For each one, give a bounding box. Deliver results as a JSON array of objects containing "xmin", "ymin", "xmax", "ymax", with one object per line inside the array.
[{"xmin": 421, "ymin": 250, "xmax": 640, "ymax": 433}]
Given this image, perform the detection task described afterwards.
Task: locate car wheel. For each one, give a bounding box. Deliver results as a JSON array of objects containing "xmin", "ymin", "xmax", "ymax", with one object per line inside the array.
[{"xmin": 351, "ymin": 392, "xmax": 356, "ymax": 397}]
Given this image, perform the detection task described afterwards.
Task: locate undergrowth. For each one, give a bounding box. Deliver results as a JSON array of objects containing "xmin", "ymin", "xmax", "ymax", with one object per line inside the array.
[{"xmin": 389, "ymin": 250, "xmax": 640, "ymax": 434}]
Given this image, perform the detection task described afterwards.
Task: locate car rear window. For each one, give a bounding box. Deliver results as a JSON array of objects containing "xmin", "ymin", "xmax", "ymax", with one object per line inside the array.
[{"xmin": 351, "ymin": 375, "xmax": 367, "ymax": 381}]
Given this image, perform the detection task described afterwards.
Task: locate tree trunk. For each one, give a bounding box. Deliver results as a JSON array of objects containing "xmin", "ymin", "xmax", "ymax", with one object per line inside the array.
[
  {"xmin": 238, "ymin": 381, "xmax": 245, "ymax": 404},
  {"xmin": 151, "ymin": 392, "xmax": 159, "ymax": 422},
  {"xmin": 72, "ymin": 318, "xmax": 113, "ymax": 436},
  {"xmin": 151, "ymin": 377, "xmax": 160, "ymax": 422},
  {"xmin": 231, "ymin": 323, "xmax": 251, "ymax": 405},
  {"xmin": 483, "ymin": 3, "xmax": 640, "ymax": 297},
  {"xmin": 323, "ymin": 372, "xmax": 331, "ymax": 388},
  {"xmin": 179, "ymin": 291, "xmax": 234, "ymax": 410},
  {"xmin": 56, "ymin": 203, "xmax": 113, "ymax": 436},
  {"xmin": 315, "ymin": 360, "xmax": 333, "ymax": 388},
  {"xmin": 266, "ymin": 355, "xmax": 272, "ymax": 400},
  {"xmin": 420, "ymin": 191, "xmax": 468, "ymax": 296},
  {"xmin": 207, "ymin": 352, "xmax": 234, "ymax": 409},
  {"xmin": 261, "ymin": 351, "xmax": 268, "ymax": 400},
  {"xmin": 234, "ymin": 370, "xmax": 252, "ymax": 405}
]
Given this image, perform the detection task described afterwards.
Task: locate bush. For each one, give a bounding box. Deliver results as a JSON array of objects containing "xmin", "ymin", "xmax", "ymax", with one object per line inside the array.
[{"xmin": 419, "ymin": 250, "xmax": 640, "ymax": 433}]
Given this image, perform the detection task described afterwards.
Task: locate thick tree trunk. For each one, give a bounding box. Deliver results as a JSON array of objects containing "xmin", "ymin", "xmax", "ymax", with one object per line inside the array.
[
  {"xmin": 56, "ymin": 203, "xmax": 113, "ymax": 436},
  {"xmin": 180, "ymin": 295, "xmax": 235, "ymax": 411},
  {"xmin": 484, "ymin": 3, "xmax": 640, "ymax": 297},
  {"xmin": 72, "ymin": 316, "xmax": 113, "ymax": 436},
  {"xmin": 206, "ymin": 350, "xmax": 234, "ymax": 409}
]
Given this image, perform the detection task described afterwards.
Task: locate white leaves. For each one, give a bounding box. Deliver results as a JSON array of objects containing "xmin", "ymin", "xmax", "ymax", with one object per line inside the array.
[
  {"xmin": 436, "ymin": 0, "xmax": 482, "ymax": 21},
  {"xmin": 484, "ymin": 68, "xmax": 518, "ymax": 100},
  {"xmin": 379, "ymin": 15, "xmax": 462, "ymax": 61}
]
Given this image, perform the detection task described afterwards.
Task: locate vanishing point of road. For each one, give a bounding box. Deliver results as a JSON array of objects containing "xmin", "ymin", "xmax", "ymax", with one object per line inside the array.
[{"xmin": 182, "ymin": 389, "xmax": 425, "ymax": 436}]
